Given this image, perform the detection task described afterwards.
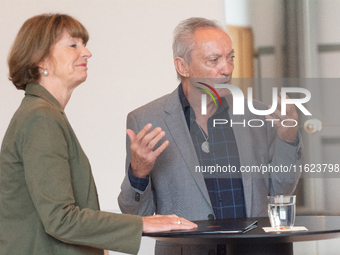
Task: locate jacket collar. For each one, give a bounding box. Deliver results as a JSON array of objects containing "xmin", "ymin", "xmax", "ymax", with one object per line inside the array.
[{"xmin": 25, "ymin": 83, "xmax": 64, "ymax": 114}]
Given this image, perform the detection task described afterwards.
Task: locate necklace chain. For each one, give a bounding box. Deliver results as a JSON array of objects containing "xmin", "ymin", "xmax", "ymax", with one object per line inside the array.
[
  {"xmin": 197, "ymin": 125, "xmax": 208, "ymax": 141},
  {"xmin": 197, "ymin": 124, "xmax": 210, "ymax": 153}
]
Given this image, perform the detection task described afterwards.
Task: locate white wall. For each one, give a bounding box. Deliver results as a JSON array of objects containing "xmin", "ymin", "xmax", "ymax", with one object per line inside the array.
[
  {"xmin": 0, "ymin": 1, "xmax": 225, "ymax": 254},
  {"xmin": 317, "ymin": 0, "xmax": 340, "ymax": 78},
  {"xmin": 225, "ymin": 0, "xmax": 250, "ymax": 26}
]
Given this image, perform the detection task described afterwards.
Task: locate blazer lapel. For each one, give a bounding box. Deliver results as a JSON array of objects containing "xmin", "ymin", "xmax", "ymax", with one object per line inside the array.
[{"xmin": 163, "ymin": 89, "xmax": 212, "ymax": 207}]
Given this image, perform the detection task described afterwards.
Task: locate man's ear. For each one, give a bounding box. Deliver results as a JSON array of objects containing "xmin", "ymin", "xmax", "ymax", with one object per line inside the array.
[{"xmin": 174, "ymin": 57, "xmax": 190, "ymax": 78}]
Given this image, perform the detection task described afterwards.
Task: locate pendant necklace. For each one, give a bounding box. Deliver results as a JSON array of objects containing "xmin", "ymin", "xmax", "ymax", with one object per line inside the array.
[{"xmin": 198, "ymin": 125, "xmax": 209, "ymax": 153}]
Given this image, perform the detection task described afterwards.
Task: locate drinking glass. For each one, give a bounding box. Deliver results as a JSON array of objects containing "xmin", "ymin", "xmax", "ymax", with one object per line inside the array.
[{"xmin": 267, "ymin": 195, "xmax": 296, "ymax": 229}]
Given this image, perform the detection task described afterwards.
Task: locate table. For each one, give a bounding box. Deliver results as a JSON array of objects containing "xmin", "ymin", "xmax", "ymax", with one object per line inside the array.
[{"xmin": 143, "ymin": 216, "xmax": 340, "ymax": 255}]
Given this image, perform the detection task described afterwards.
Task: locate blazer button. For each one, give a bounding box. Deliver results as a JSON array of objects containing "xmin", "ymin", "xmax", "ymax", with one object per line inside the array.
[
  {"xmin": 135, "ymin": 192, "xmax": 141, "ymax": 202},
  {"xmin": 208, "ymin": 214, "xmax": 215, "ymax": 220}
]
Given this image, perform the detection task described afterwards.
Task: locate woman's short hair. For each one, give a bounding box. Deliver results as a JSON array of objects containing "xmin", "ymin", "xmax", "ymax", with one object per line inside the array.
[
  {"xmin": 8, "ymin": 13, "xmax": 89, "ymax": 90},
  {"xmin": 172, "ymin": 17, "xmax": 224, "ymax": 80}
]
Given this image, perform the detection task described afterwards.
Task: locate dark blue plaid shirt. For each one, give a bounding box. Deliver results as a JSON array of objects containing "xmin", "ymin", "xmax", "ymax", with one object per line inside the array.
[
  {"xmin": 178, "ymin": 85, "xmax": 246, "ymax": 219},
  {"xmin": 129, "ymin": 85, "xmax": 246, "ymax": 219}
]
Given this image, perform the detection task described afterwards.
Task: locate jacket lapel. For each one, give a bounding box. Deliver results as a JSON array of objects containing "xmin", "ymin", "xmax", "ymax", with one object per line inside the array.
[{"xmin": 163, "ymin": 89, "xmax": 212, "ymax": 207}]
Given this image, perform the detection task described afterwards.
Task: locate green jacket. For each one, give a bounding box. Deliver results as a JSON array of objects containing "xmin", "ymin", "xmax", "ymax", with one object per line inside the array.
[{"xmin": 0, "ymin": 83, "xmax": 143, "ymax": 255}]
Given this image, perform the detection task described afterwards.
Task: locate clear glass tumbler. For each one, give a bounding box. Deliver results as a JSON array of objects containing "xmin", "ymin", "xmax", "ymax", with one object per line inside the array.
[{"xmin": 267, "ymin": 195, "xmax": 296, "ymax": 229}]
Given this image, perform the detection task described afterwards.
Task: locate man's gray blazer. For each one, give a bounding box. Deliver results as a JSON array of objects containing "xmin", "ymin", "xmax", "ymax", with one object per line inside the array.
[{"xmin": 118, "ymin": 87, "xmax": 303, "ymax": 254}]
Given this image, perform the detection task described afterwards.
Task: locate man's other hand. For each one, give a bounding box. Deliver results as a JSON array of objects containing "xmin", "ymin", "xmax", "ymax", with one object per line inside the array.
[{"xmin": 127, "ymin": 123, "xmax": 169, "ymax": 178}]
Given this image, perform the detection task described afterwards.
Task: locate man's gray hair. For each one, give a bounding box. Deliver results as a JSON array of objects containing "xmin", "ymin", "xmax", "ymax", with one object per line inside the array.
[{"xmin": 172, "ymin": 17, "xmax": 224, "ymax": 80}]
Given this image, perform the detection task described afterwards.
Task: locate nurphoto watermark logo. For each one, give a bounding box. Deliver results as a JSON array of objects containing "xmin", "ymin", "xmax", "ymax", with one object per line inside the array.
[
  {"xmin": 199, "ymin": 82, "xmax": 312, "ymax": 128},
  {"xmin": 190, "ymin": 78, "xmax": 340, "ymax": 179}
]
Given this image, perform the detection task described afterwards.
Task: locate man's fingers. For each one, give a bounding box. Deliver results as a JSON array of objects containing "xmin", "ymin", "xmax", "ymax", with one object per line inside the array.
[
  {"xmin": 129, "ymin": 126, "xmax": 168, "ymax": 176},
  {"xmin": 273, "ymin": 108, "xmax": 284, "ymax": 120},
  {"xmin": 134, "ymin": 123, "xmax": 153, "ymax": 142},
  {"xmin": 266, "ymin": 104, "xmax": 285, "ymax": 121},
  {"xmin": 147, "ymin": 131, "xmax": 166, "ymax": 149},
  {"xmin": 140, "ymin": 127, "xmax": 163, "ymax": 148},
  {"xmin": 126, "ymin": 129, "xmax": 137, "ymax": 143},
  {"xmin": 277, "ymin": 93, "xmax": 297, "ymax": 117},
  {"xmin": 153, "ymin": 140, "xmax": 169, "ymax": 158},
  {"xmin": 265, "ymin": 102, "xmax": 297, "ymax": 120}
]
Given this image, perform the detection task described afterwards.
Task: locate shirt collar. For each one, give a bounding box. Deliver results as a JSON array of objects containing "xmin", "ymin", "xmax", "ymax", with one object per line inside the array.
[{"xmin": 178, "ymin": 83, "xmax": 190, "ymax": 111}]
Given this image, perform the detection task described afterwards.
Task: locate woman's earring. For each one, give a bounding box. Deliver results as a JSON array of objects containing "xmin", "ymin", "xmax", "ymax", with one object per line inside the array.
[{"xmin": 43, "ymin": 69, "xmax": 48, "ymax": 76}]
